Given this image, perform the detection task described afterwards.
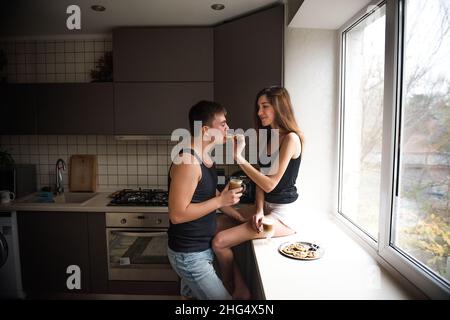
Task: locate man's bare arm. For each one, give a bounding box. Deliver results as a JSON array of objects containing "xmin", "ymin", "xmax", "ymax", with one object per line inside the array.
[{"xmin": 169, "ymin": 154, "xmax": 242, "ymax": 224}]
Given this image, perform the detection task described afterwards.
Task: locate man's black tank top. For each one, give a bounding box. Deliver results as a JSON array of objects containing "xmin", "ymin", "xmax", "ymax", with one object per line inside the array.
[{"xmin": 167, "ymin": 148, "xmax": 218, "ymax": 252}]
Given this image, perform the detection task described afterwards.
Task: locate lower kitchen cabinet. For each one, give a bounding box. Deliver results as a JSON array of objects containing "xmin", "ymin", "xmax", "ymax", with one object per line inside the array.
[
  {"xmin": 17, "ymin": 211, "xmax": 180, "ymax": 297},
  {"xmin": 17, "ymin": 211, "xmax": 91, "ymax": 295},
  {"xmin": 87, "ymin": 212, "xmax": 109, "ymax": 293}
]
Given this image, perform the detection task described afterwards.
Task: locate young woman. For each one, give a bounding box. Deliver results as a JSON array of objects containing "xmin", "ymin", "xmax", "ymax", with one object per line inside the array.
[{"xmin": 212, "ymin": 86, "xmax": 304, "ymax": 299}]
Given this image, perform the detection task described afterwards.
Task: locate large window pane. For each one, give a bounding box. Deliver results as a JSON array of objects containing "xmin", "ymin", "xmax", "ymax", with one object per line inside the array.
[
  {"xmin": 393, "ymin": 0, "xmax": 450, "ymax": 284},
  {"xmin": 340, "ymin": 5, "xmax": 386, "ymax": 239}
]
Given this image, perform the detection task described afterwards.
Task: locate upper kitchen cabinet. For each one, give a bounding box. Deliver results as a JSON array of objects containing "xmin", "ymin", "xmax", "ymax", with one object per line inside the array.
[
  {"xmin": 0, "ymin": 84, "xmax": 37, "ymax": 134},
  {"xmin": 214, "ymin": 5, "xmax": 284, "ymax": 130},
  {"xmin": 36, "ymin": 83, "xmax": 114, "ymax": 134},
  {"xmin": 114, "ymin": 82, "xmax": 213, "ymax": 134},
  {"xmin": 113, "ymin": 27, "xmax": 213, "ymax": 82}
]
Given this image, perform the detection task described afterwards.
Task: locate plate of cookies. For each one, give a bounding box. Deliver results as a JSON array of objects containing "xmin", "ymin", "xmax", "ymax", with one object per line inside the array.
[{"xmin": 278, "ymin": 241, "xmax": 324, "ymax": 260}]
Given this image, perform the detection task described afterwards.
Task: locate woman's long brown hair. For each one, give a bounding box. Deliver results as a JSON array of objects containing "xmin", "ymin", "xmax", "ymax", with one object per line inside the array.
[{"xmin": 254, "ymin": 86, "xmax": 305, "ymax": 148}]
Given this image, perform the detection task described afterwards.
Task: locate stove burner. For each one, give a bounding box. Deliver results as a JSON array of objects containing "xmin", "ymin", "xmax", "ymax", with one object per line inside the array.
[{"xmin": 108, "ymin": 188, "xmax": 168, "ymax": 206}]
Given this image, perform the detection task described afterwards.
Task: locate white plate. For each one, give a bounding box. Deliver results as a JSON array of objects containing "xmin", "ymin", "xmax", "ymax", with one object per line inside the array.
[{"xmin": 278, "ymin": 241, "xmax": 324, "ymax": 260}]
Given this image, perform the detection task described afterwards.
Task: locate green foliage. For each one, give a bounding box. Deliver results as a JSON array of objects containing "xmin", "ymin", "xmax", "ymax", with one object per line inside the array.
[
  {"xmin": 401, "ymin": 212, "xmax": 449, "ymax": 277},
  {"xmin": 90, "ymin": 51, "xmax": 113, "ymax": 82},
  {"xmin": 0, "ymin": 147, "xmax": 14, "ymax": 167}
]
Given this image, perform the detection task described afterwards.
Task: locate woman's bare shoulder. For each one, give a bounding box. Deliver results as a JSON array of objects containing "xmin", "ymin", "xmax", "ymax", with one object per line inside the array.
[
  {"xmin": 281, "ymin": 132, "xmax": 301, "ymax": 157},
  {"xmin": 282, "ymin": 132, "xmax": 300, "ymax": 146}
]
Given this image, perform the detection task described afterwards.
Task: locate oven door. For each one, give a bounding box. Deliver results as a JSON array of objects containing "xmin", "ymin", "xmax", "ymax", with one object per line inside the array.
[{"xmin": 106, "ymin": 228, "xmax": 178, "ymax": 281}]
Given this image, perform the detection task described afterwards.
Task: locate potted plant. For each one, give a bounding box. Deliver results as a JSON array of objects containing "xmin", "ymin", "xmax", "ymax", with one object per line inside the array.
[
  {"xmin": 0, "ymin": 147, "xmax": 15, "ymax": 167},
  {"xmin": 0, "ymin": 49, "xmax": 7, "ymax": 83},
  {"xmin": 90, "ymin": 51, "xmax": 113, "ymax": 82}
]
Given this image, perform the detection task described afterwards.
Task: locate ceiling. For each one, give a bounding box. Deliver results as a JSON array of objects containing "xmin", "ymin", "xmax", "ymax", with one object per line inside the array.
[
  {"xmin": 0, "ymin": 0, "xmax": 282, "ymax": 37},
  {"xmin": 289, "ymin": 0, "xmax": 373, "ymax": 29}
]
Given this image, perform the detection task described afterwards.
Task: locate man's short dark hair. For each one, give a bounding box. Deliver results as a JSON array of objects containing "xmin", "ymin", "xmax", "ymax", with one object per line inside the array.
[{"xmin": 188, "ymin": 100, "xmax": 227, "ymax": 136}]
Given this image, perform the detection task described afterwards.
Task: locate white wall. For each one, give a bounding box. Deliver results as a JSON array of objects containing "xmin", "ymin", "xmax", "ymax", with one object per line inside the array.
[{"xmin": 284, "ymin": 27, "xmax": 339, "ymax": 219}]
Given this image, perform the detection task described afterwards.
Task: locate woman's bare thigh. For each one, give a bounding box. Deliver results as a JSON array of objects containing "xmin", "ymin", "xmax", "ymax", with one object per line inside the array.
[
  {"xmin": 237, "ymin": 205, "xmax": 256, "ymax": 221},
  {"xmin": 215, "ymin": 214, "xmax": 295, "ymax": 249}
]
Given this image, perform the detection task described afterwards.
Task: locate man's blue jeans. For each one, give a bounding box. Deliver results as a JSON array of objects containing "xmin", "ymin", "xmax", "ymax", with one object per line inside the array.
[{"xmin": 167, "ymin": 246, "xmax": 231, "ymax": 300}]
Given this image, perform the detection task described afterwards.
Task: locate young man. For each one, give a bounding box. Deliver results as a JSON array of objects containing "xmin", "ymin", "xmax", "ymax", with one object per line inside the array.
[{"xmin": 167, "ymin": 100, "xmax": 246, "ymax": 300}]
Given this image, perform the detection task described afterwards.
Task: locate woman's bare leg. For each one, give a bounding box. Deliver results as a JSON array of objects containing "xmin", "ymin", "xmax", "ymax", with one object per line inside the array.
[
  {"xmin": 236, "ymin": 205, "xmax": 257, "ymax": 221},
  {"xmin": 216, "ymin": 205, "xmax": 256, "ymax": 234},
  {"xmin": 214, "ymin": 205, "xmax": 256, "ymax": 294},
  {"xmin": 212, "ymin": 215, "xmax": 295, "ymax": 299}
]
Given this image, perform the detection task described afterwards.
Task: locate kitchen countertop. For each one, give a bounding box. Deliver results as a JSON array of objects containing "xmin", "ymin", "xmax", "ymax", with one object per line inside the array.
[
  {"xmin": 250, "ymin": 216, "xmax": 421, "ymax": 300},
  {"xmin": 0, "ymin": 192, "xmax": 169, "ymax": 213},
  {"xmin": 1, "ymin": 194, "xmax": 422, "ymax": 299}
]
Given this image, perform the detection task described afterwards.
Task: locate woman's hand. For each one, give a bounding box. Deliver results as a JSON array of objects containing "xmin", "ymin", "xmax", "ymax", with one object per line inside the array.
[
  {"xmin": 218, "ymin": 183, "xmax": 243, "ymax": 207},
  {"xmin": 233, "ymin": 134, "xmax": 246, "ymax": 161},
  {"xmin": 252, "ymin": 211, "xmax": 264, "ymax": 233}
]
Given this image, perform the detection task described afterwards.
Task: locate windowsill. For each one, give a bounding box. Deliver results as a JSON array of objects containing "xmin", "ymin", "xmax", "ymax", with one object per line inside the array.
[{"xmin": 250, "ymin": 215, "xmax": 425, "ymax": 300}]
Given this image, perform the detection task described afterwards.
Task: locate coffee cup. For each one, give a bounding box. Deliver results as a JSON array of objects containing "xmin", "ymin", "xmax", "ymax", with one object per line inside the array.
[
  {"xmin": 0, "ymin": 190, "xmax": 15, "ymax": 204},
  {"xmin": 262, "ymin": 217, "xmax": 275, "ymax": 242},
  {"xmin": 262, "ymin": 217, "xmax": 275, "ymax": 234},
  {"xmin": 228, "ymin": 177, "xmax": 246, "ymax": 193}
]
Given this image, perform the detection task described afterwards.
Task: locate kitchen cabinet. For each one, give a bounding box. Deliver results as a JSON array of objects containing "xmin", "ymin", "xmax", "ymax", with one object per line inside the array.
[
  {"xmin": 17, "ymin": 211, "xmax": 91, "ymax": 294},
  {"xmin": 113, "ymin": 27, "xmax": 213, "ymax": 82},
  {"xmin": 36, "ymin": 83, "xmax": 114, "ymax": 134},
  {"xmin": 87, "ymin": 213, "xmax": 109, "ymax": 293},
  {"xmin": 214, "ymin": 5, "xmax": 284, "ymax": 130},
  {"xmin": 0, "ymin": 84, "xmax": 37, "ymax": 134},
  {"xmin": 114, "ymin": 82, "xmax": 213, "ymax": 134},
  {"xmin": 1, "ymin": 6, "xmax": 283, "ymax": 136}
]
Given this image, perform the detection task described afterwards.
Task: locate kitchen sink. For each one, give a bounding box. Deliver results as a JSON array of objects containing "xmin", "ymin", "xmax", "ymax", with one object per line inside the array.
[
  {"xmin": 58, "ymin": 192, "xmax": 98, "ymax": 203},
  {"xmin": 18, "ymin": 192, "xmax": 98, "ymax": 204}
]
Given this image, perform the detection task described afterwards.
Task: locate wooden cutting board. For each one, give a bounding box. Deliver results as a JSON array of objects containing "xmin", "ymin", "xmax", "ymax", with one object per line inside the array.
[{"xmin": 69, "ymin": 155, "xmax": 98, "ymax": 192}]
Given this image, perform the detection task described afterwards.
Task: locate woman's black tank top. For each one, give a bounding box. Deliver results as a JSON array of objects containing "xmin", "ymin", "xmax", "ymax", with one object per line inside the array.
[{"xmin": 259, "ymin": 138, "xmax": 301, "ymax": 204}]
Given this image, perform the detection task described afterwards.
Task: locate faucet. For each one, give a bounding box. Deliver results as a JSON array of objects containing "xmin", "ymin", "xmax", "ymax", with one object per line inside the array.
[{"xmin": 55, "ymin": 159, "xmax": 66, "ymax": 195}]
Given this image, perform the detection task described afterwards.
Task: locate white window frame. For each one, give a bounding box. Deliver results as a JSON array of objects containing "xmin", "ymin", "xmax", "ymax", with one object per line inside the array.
[
  {"xmin": 337, "ymin": 0, "xmax": 450, "ymax": 299},
  {"xmin": 337, "ymin": 0, "xmax": 387, "ymax": 252}
]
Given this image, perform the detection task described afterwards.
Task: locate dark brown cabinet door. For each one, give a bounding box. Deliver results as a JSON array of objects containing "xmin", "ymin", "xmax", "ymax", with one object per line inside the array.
[
  {"xmin": 87, "ymin": 213, "xmax": 108, "ymax": 293},
  {"xmin": 113, "ymin": 27, "xmax": 213, "ymax": 82},
  {"xmin": 114, "ymin": 82, "xmax": 213, "ymax": 134},
  {"xmin": 214, "ymin": 5, "xmax": 284, "ymax": 130},
  {"xmin": 36, "ymin": 83, "xmax": 114, "ymax": 134},
  {"xmin": 17, "ymin": 211, "xmax": 91, "ymax": 294},
  {"xmin": 0, "ymin": 84, "xmax": 37, "ymax": 134}
]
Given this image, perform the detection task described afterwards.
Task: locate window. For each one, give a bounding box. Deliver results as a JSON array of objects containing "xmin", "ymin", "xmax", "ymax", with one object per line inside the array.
[
  {"xmin": 339, "ymin": 4, "xmax": 386, "ymax": 240},
  {"xmin": 339, "ymin": 0, "xmax": 450, "ymax": 297},
  {"xmin": 392, "ymin": 0, "xmax": 450, "ymax": 285}
]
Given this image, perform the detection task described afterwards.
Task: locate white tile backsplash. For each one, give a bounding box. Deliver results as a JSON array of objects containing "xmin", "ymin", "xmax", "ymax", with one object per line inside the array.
[
  {"xmin": 1, "ymin": 134, "xmax": 240, "ymax": 192},
  {"xmin": 0, "ymin": 39, "xmax": 112, "ymax": 83},
  {"xmin": 128, "ymin": 165, "xmax": 138, "ymax": 175},
  {"xmin": 0, "ymin": 135, "xmax": 180, "ymax": 191}
]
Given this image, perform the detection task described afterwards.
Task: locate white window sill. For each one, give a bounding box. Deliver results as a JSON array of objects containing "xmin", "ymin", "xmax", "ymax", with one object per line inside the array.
[{"xmin": 250, "ymin": 215, "xmax": 426, "ymax": 300}]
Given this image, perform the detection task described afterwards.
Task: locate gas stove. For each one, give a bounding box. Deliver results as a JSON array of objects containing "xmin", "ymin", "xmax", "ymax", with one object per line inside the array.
[{"xmin": 108, "ymin": 188, "xmax": 168, "ymax": 206}]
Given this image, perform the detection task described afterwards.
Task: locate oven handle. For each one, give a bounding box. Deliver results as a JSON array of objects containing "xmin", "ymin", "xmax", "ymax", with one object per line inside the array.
[{"xmin": 110, "ymin": 231, "xmax": 167, "ymax": 237}]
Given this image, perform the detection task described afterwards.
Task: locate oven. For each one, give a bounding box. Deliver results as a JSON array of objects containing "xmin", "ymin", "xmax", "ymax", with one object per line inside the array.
[{"xmin": 105, "ymin": 212, "xmax": 178, "ymax": 282}]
